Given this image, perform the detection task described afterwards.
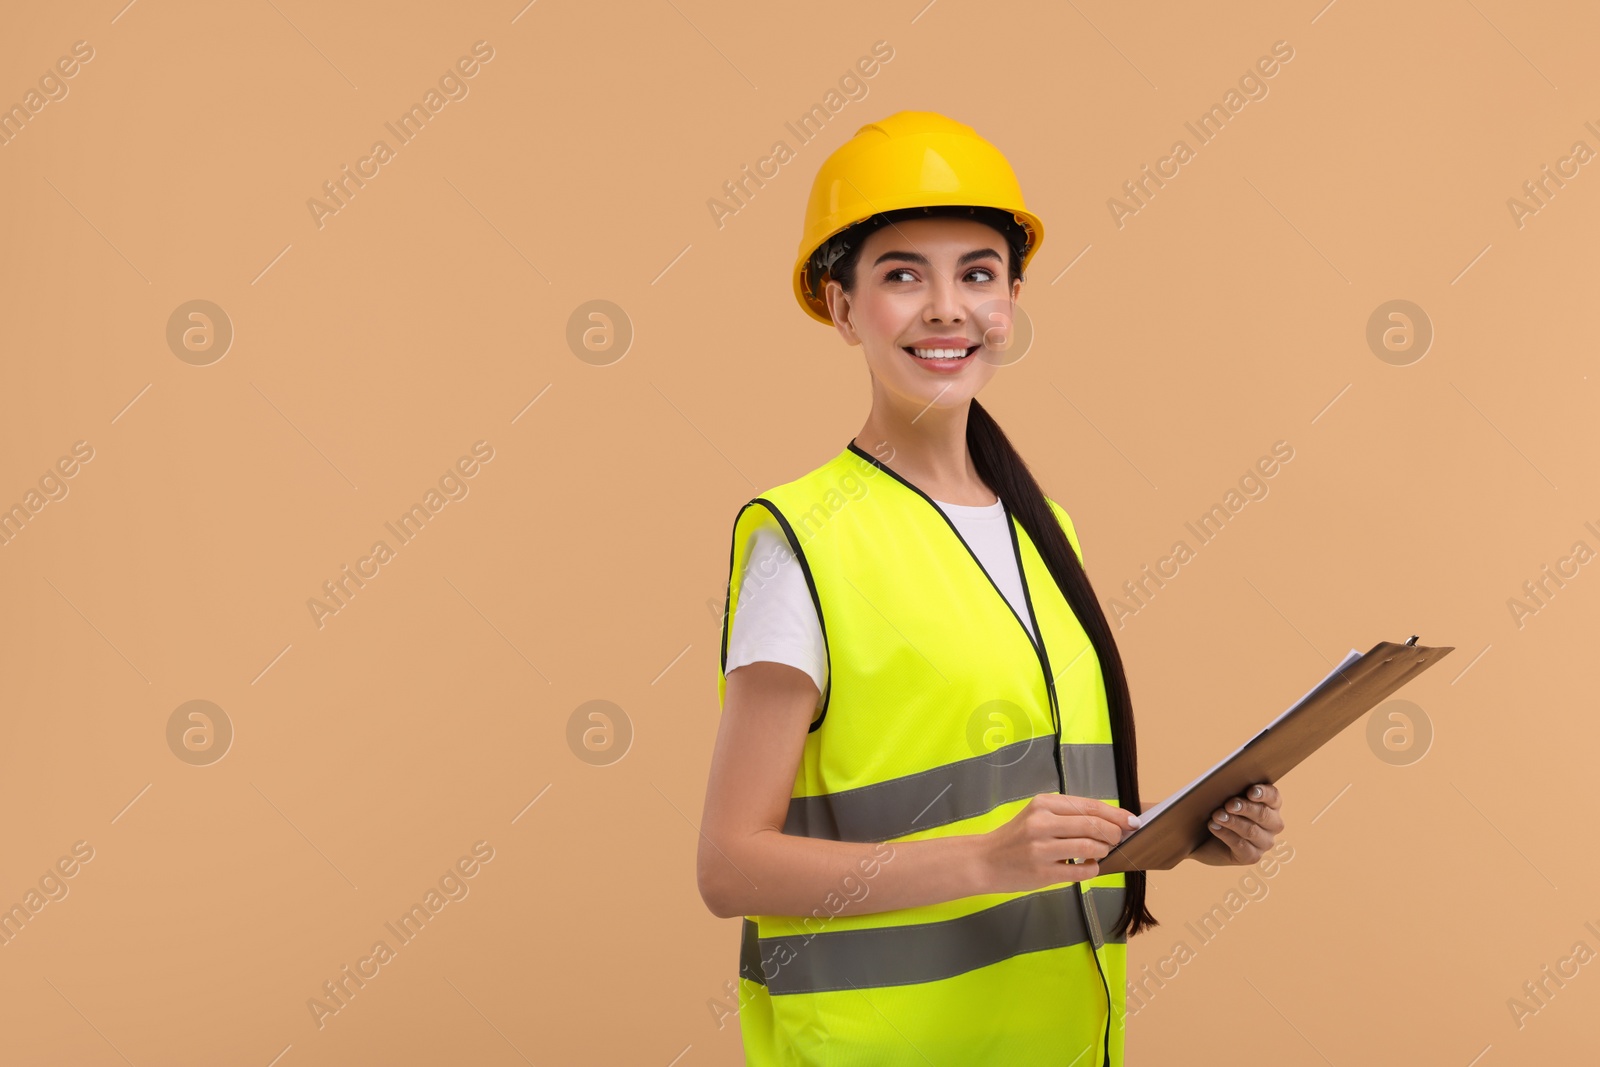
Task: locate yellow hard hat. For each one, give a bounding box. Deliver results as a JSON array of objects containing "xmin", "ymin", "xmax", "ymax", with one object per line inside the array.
[{"xmin": 792, "ymin": 110, "xmax": 1045, "ymax": 325}]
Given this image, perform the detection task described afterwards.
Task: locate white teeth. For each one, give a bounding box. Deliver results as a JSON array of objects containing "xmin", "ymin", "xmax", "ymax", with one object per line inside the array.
[{"xmin": 911, "ymin": 347, "xmax": 971, "ymax": 360}]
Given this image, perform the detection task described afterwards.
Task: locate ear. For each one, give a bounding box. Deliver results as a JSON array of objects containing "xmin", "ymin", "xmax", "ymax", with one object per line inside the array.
[{"xmin": 825, "ymin": 281, "xmax": 860, "ymax": 345}]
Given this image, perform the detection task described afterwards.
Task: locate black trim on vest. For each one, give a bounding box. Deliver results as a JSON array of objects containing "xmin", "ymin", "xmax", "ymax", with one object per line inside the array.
[
  {"xmin": 739, "ymin": 918, "xmax": 764, "ymax": 984},
  {"xmin": 720, "ymin": 498, "xmax": 832, "ymax": 732},
  {"xmin": 719, "ymin": 504, "xmax": 743, "ymax": 674}
]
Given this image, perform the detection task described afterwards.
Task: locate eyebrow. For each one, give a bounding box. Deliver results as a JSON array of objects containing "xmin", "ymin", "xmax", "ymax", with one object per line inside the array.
[{"xmin": 871, "ymin": 248, "xmax": 1003, "ymax": 268}]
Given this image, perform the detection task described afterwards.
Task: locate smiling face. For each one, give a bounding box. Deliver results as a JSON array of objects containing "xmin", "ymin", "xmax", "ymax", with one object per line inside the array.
[{"xmin": 823, "ymin": 215, "xmax": 1024, "ymax": 415}]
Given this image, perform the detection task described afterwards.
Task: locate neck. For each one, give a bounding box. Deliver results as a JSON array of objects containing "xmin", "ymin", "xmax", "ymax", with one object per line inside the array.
[{"xmin": 855, "ymin": 400, "xmax": 996, "ymax": 505}]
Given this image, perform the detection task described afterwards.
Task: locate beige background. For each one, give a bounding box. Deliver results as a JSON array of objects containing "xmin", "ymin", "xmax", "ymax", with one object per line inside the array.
[{"xmin": 1, "ymin": 1, "xmax": 1596, "ymax": 1063}]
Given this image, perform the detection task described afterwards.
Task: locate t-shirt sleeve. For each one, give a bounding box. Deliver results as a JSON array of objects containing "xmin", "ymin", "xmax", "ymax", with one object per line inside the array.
[{"xmin": 724, "ymin": 520, "xmax": 827, "ymax": 704}]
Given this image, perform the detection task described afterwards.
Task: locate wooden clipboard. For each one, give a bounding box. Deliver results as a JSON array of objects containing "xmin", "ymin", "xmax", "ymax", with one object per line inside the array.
[{"xmin": 1098, "ymin": 637, "xmax": 1454, "ymax": 874}]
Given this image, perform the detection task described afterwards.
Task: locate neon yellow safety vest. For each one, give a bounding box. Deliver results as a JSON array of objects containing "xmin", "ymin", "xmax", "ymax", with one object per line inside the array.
[{"xmin": 717, "ymin": 441, "xmax": 1128, "ymax": 1067}]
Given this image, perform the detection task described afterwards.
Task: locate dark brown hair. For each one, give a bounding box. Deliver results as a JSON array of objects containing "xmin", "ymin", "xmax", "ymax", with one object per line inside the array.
[{"xmin": 823, "ymin": 205, "xmax": 1158, "ymax": 939}]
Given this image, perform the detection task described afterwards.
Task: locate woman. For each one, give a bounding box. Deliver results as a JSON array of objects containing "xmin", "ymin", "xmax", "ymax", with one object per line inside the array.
[{"xmin": 698, "ymin": 111, "xmax": 1285, "ymax": 1066}]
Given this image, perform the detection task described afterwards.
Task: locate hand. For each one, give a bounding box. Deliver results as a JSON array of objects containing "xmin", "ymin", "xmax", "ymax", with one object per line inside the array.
[
  {"xmin": 979, "ymin": 794, "xmax": 1141, "ymax": 894},
  {"xmin": 1191, "ymin": 783, "xmax": 1283, "ymax": 866}
]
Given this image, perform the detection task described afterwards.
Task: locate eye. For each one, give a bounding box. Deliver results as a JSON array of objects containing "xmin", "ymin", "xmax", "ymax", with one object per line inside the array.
[{"xmin": 881, "ymin": 265, "xmax": 1000, "ymax": 284}]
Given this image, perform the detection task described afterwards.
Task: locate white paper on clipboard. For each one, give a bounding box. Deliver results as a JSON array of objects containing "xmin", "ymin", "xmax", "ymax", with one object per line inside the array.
[{"xmin": 1137, "ymin": 647, "xmax": 1363, "ymax": 823}]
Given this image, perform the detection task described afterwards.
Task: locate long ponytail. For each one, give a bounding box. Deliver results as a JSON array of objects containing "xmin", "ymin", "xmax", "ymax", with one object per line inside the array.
[{"xmin": 967, "ymin": 398, "xmax": 1158, "ymax": 939}]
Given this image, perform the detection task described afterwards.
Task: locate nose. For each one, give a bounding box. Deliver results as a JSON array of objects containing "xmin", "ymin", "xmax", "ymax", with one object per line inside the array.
[{"xmin": 923, "ymin": 273, "xmax": 967, "ymax": 326}]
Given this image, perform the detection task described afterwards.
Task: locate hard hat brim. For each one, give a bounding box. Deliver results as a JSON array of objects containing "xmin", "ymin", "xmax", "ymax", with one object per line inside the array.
[{"xmin": 793, "ymin": 205, "xmax": 1044, "ymax": 326}]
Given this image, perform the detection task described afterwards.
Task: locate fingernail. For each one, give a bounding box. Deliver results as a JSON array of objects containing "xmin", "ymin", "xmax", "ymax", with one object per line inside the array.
[
  {"xmin": 1251, "ymin": 786, "xmax": 1263, "ymax": 799},
  {"xmin": 1208, "ymin": 821, "xmax": 1221, "ymax": 832},
  {"xmin": 1229, "ymin": 799, "xmax": 1242, "ymax": 812},
  {"xmin": 1217, "ymin": 812, "xmax": 1229, "ymax": 822},
  {"xmin": 1127, "ymin": 814, "xmax": 1142, "ymax": 828}
]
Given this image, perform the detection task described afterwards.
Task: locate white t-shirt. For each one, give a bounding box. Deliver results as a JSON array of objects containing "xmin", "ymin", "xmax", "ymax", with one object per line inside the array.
[{"xmin": 724, "ymin": 497, "xmax": 1036, "ymax": 706}]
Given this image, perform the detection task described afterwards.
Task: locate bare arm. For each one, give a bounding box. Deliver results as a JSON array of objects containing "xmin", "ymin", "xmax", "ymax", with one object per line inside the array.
[
  {"xmin": 697, "ymin": 661, "xmax": 989, "ymax": 920},
  {"xmin": 697, "ymin": 661, "xmax": 1136, "ymax": 920}
]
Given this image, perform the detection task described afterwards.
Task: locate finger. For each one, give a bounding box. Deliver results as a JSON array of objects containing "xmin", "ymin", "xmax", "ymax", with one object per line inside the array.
[
  {"xmin": 1048, "ymin": 835, "xmax": 1114, "ymax": 862},
  {"xmin": 1217, "ymin": 796, "xmax": 1284, "ymax": 833},
  {"xmin": 1055, "ymin": 816, "xmax": 1125, "ymax": 848},
  {"xmin": 1036, "ymin": 797, "xmax": 1136, "ymax": 838},
  {"xmin": 1042, "ymin": 793, "xmax": 1138, "ymax": 829},
  {"xmin": 1211, "ymin": 808, "xmax": 1271, "ymax": 849},
  {"xmin": 1245, "ymin": 782, "xmax": 1281, "ymax": 809},
  {"xmin": 1206, "ymin": 817, "xmax": 1263, "ymax": 861}
]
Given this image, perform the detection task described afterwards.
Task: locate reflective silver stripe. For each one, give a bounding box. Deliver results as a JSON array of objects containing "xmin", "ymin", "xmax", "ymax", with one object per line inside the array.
[
  {"xmin": 783, "ymin": 740, "xmax": 1118, "ymax": 842},
  {"xmin": 741, "ymin": 884, "xmax": 1127, "ymax": 994},
  {"xmin": 1062, "ymin": 743, "xmax": 1121, "ymax": 802}
]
